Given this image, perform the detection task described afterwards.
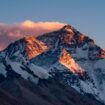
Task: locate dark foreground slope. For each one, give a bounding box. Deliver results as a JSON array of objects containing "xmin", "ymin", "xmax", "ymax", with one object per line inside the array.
[
  {"xmin": 0, "ymin": 77, "xmax": 103, "ymax": 105},
  {"xmin": 0, "ymin": 89, "xmax": 23, "ymax": 105}
]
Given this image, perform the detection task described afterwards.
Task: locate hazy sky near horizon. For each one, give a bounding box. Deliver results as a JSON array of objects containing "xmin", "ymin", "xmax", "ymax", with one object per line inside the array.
[{"xmin": 0, "ymin": 0, "xmax": 105, "ymax": 49}]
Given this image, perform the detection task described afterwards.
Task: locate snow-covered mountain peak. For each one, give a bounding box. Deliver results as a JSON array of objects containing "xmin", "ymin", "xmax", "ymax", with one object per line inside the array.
[
  {"xmin": 0, "ymin": 24, "xmax": 105, "ymax": 103},
  {"xmin": 61, "ymin": 24, "xmax": 73, "ymax": 32},
  {"xmin": 62, "ymin": 24, "xmax": 72, "ymax": 29}
]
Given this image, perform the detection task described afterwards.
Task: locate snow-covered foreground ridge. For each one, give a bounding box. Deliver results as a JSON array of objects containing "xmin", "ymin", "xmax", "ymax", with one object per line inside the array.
[{"xmin": 0, "ymin": 24, "xmax": 105, "ymax": 103}]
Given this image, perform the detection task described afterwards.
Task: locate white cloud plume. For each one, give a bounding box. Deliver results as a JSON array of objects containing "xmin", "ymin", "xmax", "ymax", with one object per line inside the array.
[{"xmin": 0, "ymin": 20, "xmax": 65, "ymax": 50}]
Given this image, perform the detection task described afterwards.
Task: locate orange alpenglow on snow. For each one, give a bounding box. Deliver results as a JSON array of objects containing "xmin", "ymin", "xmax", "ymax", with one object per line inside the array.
[
  {"xmin": 99, "ymin": 49, "xmax": 105, "ymax": 58},
  {"xmin": 25, "ymin": 36, "xmax": 48, "ymax": 59},
  {"xmin": 79, "ymin": 34, "xmax": 95, "ymax": 44},
  {"xmin": 59, "ymin": 49, "xmax": 85, "ymax": 75},
  {"xmin": 79, "ymin": 35, "xmax": 86, "ymax": 42}
]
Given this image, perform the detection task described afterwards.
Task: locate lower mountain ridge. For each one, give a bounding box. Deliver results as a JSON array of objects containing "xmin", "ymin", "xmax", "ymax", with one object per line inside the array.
[
  {"xmin": 0, "ymin": 25, "xmax": 105, "ymax": 105},
  {"xmin": 0, "ymin": 77, "xmax": 103, "ymax": 105}
]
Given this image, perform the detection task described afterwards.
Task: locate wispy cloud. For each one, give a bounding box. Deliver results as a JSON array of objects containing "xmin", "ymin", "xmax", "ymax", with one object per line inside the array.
[{"xmin": 0, "ymin": 20, "xmax": 65, "ymax": 50}]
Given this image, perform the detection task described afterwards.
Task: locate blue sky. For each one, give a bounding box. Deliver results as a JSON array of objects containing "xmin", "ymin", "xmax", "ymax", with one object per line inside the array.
[{"xmin": 0, "ymin": 0, "xmax": 105, "ymax": 49}]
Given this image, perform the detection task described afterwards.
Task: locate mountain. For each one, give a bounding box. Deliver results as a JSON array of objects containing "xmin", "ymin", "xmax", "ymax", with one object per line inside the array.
[{"xmin": 0, "ymin": 24, "xmax": 105, "ymax": 105}]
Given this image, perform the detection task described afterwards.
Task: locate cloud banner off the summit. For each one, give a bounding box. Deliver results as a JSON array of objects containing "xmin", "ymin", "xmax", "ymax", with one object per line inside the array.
[{"xmin": 0, "ymin": 20, "xmax": 65, "ymax": 50}]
